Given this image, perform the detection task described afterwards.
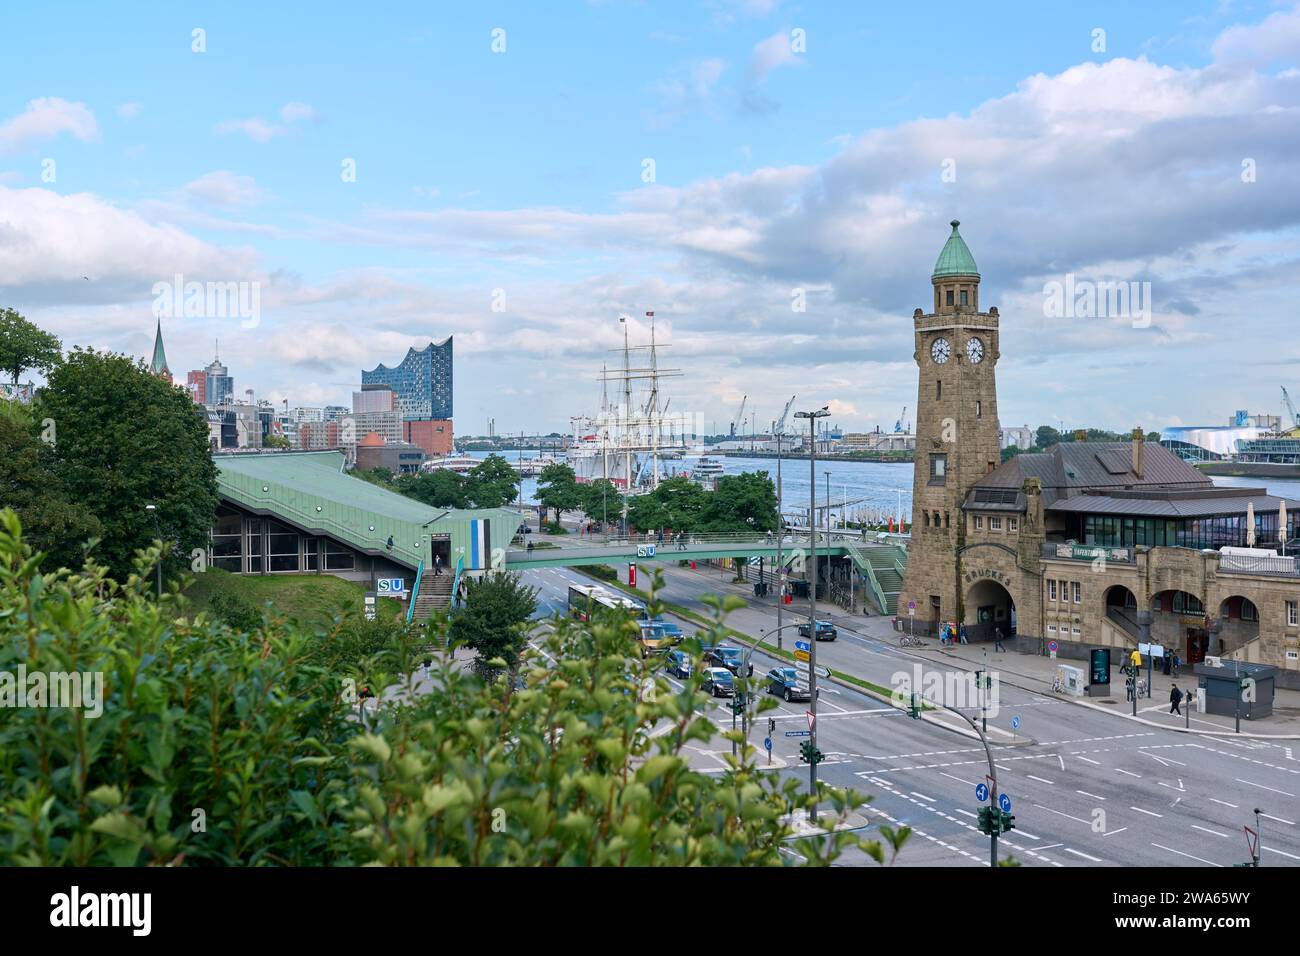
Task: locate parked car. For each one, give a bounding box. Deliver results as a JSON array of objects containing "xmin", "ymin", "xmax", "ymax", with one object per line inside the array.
[
  {"xmin": 663, "ymin": 650, "xmax": 692, "ymax": 679},
  {"xmin": 636, "ymin": 609, "xmax": 683, "ymax": 642},
  {"xmin": 765, "ymin": 667, "xmax": 811, "ymax": 702},
  {"xmin": 797, "ymin": 619, "xmax": 838, "ymax": 642},
  {"xmin": 706, "ymin": 645, "xmax": 754, "ymax": 676},
  {"xmin": 701, "ymin": 667, "xmax": 735, "ymax": 697}
]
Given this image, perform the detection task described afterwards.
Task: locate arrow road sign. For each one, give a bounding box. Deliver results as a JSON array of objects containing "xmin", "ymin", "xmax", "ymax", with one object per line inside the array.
[
  {"xmin": 795, "ymin": 640, "xmax": 810, "ymax": 651},
  {"xmin": 784, "ymin": 730, "xmax": 811, "ymax": 738},
  {"xmin": 999, "ymin": 793, "xmax": 1012, "ymax": 813},
  {"xmin": 975, "ymin": 783, "xmax": 989, "ymax": 802},
  {"xmin": 793, "ymin": 649, "xmax": 810, "ymax": 662},
  {"xmin": 1011, "ymin": 715, "xmax": 1021, "ymax": 730},
  {"xmin": 764, "ymin": 737, "xmax": 773, "ymax": 752},
  {"xmin": 793, "ymin": 660, "xmax": 831, "ymax": 679}
]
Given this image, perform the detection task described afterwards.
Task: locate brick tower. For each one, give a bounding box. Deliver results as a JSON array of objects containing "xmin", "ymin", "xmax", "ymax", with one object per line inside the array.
[{"xmin": 898, "ymin": 221, "xmax": 1002, "ymax": 633}]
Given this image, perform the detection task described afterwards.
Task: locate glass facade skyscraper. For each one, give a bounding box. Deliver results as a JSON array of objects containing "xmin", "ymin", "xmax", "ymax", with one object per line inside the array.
[{"xmin": 361, "ymin": 337, "xmax": 452, "ymax": 421}]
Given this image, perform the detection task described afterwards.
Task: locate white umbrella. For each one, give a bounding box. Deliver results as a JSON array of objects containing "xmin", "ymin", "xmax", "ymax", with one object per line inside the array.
[
  {"xmin": 1281, "ymin": 500, "xmax": 1289, "ymax": 555},
  {"xmin": 1246, "ymin": 500, "xmax": 1256, "ymax": 548}
]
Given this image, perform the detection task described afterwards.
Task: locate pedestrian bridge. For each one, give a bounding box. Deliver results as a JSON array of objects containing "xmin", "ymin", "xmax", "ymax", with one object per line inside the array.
[{"xmin": 503, "ymin": 531, "xmax": 908, "ymax": 614}]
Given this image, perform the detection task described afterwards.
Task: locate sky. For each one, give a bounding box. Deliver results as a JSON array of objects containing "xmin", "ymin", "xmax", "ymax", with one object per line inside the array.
[{"xmin": 2, "ymin": 0, "xmax": 1299, "ymax": 436}]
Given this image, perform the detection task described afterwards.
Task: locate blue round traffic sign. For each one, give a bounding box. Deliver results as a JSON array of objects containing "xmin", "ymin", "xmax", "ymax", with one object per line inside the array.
[
  {"xmin": 1011, "ymin": 715, "xmax": 1020, "ymax": 730},
  {"xmin": 763, "ymin": 737, "xmax": 772, "ymax": 751},
  {"xmin": 975, "ymin": 783, "xmax": 989, "ymax": 802},
  {"xmin": 999, "ymin": 793, "xmax": 1012, "ymax": 813}
]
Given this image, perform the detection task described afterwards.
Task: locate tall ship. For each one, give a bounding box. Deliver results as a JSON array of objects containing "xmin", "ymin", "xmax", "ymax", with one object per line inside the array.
[{"xmin": 567, "ymin": 313, "xmax": 689, "ymax": 491}]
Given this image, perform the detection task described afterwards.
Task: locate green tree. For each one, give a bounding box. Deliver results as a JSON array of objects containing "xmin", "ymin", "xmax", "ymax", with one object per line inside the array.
[
  {"xmin": 1035, "ymin": 425, "xmax": 1061, "ymax": 449},
  {"xmin": 579, "ymin": 479, "xmax": 622, "ymax": 527},
  {"xmin": 536, "ymin": 462, "xmax": 582, "ymax": 524},
  {"xmin": 34, "ymin": 348, "xmax": 219, "ymax": 583},
  {"xmin": 653, "ymin": 475, "xmax": 708, "ymax": 531},
  {"xmin": 0, "ymin": 399, "xmax": 100, "ymax": 570},
  {"xmin": 466, "ymin": 454, "xmax": 518, "ymax": 508},
  {"xmin": 700, "ymin": 471, "xmax": 779, "ymax": 533},
  {"xmin": 449, "ymin": 571, "xmax": 539, "ymax": 678},
  {"xmin": 263, "ymin": 433, "xmax": 290, "ymax": 449},
  {"xmin": 0, "ymin": 308, "xmax": 62, "ymax": 385},
  {"xmin": 395, "ymin": 469, "xmax": 470, "ymax": 508},
  {"xmin": 355, "ymin": 467, "xmax": 397, "ymax": 489},
  {"xmin": 0, "ymin": 510, "xmax": 912, "ymax": 867}
]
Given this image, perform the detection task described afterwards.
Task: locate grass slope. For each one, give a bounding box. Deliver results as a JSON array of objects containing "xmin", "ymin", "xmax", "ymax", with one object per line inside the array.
[{"xmin": 183, "ymin": 568, "xmax": 405, "ymax": 626}]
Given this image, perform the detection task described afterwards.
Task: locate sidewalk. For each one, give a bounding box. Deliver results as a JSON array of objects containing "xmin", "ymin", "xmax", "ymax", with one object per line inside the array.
[{"xmin": 932, "ymin": 639, "xmax": 1300, "ymax": 738}]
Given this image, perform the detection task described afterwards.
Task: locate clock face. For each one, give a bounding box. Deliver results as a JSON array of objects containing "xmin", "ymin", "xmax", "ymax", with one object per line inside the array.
[
  {"xmin": 930, "ymin": 338, "xmax": 951, "ymax": 364},
  {"xmin": 966, "ymin": 337, "xmax": 985, "ymax": 364}
]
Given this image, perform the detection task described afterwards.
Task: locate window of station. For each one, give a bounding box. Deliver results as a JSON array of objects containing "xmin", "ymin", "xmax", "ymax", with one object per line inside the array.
[
  {"xmin": 303, "ymin": 537, "xmax": 320, "ymax": 572},
  {"xmin": 211, "ymin": 508, "xmax": 242, "ymax": 572},
  {"xmin": 974, "ymin": 515, "xmax": 983, "ymax": 530},
  {"xmin": 268, "ymin": 520, "xmax": 300, "ymax": 573},
  {"xmin": 324, "ymin": 540, "xmax": 355, "ymax": 571},
  {"xmin": 1048, "ymin": 580, "xmax": 1057, "ymax": 601},
  {"xmin": 946, "ymin": 290, "xmax": 955, "ymax": 306},
  {"xmin": 989, "ymin": 516, "xmax": 1002, "ymax": 531},
  {"xmin": 247, "ymin": 526, "xmax": 263, "ymax": 573},
  {"xmin": 1072, "ymin": 581, "xmax": 1081, "ymax": 603},
  {"xmin": 1008, "ymin": 517, "xmax": 1018, "ymax": 532},
  {"xmin": 960, "ymin": 290, "xmax": 968, "ymax": 307}
]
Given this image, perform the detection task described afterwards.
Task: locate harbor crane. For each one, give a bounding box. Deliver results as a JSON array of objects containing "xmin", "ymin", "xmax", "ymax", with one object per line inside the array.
[
  {"xmin": 730, "ymin": 394, "xmax": 747, "ymax": 437},
  {"xmin": 774, "ymin": 395, "xmax": 796, "ymax": 437},
  {"xmin": 894, "ymin": 406, "xmax": 908, "ymax": 433},
  {"xmin": 1283, "ymin": 386, "xmax": 1300, "ymax": 430}
]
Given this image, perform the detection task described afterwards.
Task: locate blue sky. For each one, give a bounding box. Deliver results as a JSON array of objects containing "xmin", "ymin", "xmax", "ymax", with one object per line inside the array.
[{"xmin": 2, "ymin": 0, "xmax": 1299, "ymax": 435}]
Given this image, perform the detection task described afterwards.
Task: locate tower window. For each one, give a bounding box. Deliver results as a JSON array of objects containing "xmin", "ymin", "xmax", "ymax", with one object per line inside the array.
[
  {"xmin": 924, "ymin": 511, "xmax": 930, "ymax": 527},
  {"xmin": 929, "ymin": 453, "xmax": 947, "ymax": 485},
  {"xmin": 946, "ymin": 290, "xmax": 954, "ymax": 306},
  {"xmin": 933, "ymin": 511, "xmax": 940, "ymax": 528},
  {"xmin": 936, "ymin": 380, "xmax": 942, "ymax": 400},
  {"xmin": 960, "ymin": 290, "xmax": 968, "ymax": 306},
  {"xmin": 976, "ymin": 400, "xmax": 982, "ymax": 418},
  {"xmin": 944, "ymin": 512, "xmax": 950, "ymax": 528}
]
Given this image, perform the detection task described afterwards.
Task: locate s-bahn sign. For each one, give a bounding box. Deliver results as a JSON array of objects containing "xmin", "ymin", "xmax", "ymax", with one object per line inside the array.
[{"xmin": 963, "ymin": 567, "xmax": 1011, "ymax": 588}]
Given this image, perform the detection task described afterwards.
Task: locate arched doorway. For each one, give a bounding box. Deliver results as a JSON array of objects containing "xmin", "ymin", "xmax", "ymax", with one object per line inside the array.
[
  {"xmin": 1217, "ymin": 596, "xmax": 1260, "ymax": 658},
  {"xmin": 1151, "ymin": 589, "xmax": 1207, "ymax": 665},
  {"xmin": 1103, "ymin": 584, "xmax": 1139, "ymax": 636},
  {"xmin": 965, "ymin": 578, "xmax": 1015, "ymax": 643}
]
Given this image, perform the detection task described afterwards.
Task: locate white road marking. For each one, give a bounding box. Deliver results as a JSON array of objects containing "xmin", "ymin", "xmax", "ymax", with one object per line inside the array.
[
  {"xmin": 1209, "ymin": 798, "xmax": 1239, "ymax": 809},
  {"xmin": 910, "ymin": 792, "xmax": 936, "ymax": 803},
  {"xmin": 1261, "ymin": 813, "xmax": 1296, "ymax": 826},
  {"xmin": 1234, "ymin": 778, "xmax": 1295, "ymax": 797},
  {"xmin": 1103, "ymin": 827, "xmax": 1128, "ymax": 837},
  {"xmin": 1026, "ymin": 775, "xmax": 1054, "ymax": 785},
  {"xmin": 939, "ymin": 772, "xmax": 971, "ymax": 786},
  {"xmin": 1066, "ymin": 847, "xmax": 1103, "ymax": 863},
  {"xmin": 1139, "ymin": 750, "xmax": 1185, "ymax": 768},
  {"xmin": 1076, "ymin": 790, "xmax": 1105, "ymax": 801},
  {"xmin": 954, "ymin": 809, "xmax": 977, "ymax": 819},
  {"xmin": 1264, "ymin": 845, "xmax": 1300, "ymax": 860},
  {"xmin": 1130, "ymin": 806, "xmax": 1163, "ymax": 818},
  {"xmin": 1157, "ymin": 779, "xmax": 1186, "ymax": 793},
  {"xmin": 1076, "ymin": 756, "xmax": 1102, "ymax": 766},
  {"xmin": 1152, "ymin": 843, "xmax": 1223, "ymax": 867},
  {"xmin": 1033, "ymin": 803, "xmax": 1090, "ymax": 825},
  {"xmin": 1191, "ymin": 825, "xmax": 1229, "ymax": 839},
  {"xmin": 1014, "ymin": 829, "xmax": 1040, "ymax": 840},
  {"xmin": 1115, "ymin": 768, "xmax": 1141, "ymax": 778}
]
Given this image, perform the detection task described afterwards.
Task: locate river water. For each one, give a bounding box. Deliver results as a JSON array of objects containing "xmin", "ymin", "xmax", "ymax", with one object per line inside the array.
[{"xmin": 465, "ymin": 451, "xmax": 1300, "ymax": 526}]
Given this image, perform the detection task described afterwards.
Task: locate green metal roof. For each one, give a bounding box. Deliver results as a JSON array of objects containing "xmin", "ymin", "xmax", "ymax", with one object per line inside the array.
[
  {"xmin": 214, "ymin": 450, "xmax": 519, "ymax": 570},
  {"xmin": 932, "ymin": 220, "xmax": 979, "ymax": 278}
]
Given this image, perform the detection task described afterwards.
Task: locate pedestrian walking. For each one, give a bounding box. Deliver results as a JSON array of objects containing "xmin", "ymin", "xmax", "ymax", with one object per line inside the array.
[
  {"xmin": 993, "ymin": 626, "xmax": 1006, "ymax": 652},
  {"xmin": 385, "ymin": 535, "xmax": 394, "ymax": 552},
  {"xmin": 939, "ymin": 622, "xmax": 950, "ymax": 645},
  {"xmin": 1169, "ymin": 683, "xmax": 1183, "ymax": 715},
  {"xmin": 958, "ymin": 623, "xmax": 969, "ymax": 645},
  {"xmin": 433, "ymin": 552, "xmax": 443, "ymax": 575},
  {"xmin": 657, "ymin": 528, "xmax": 664, "ymax": 545},
  {"xmin": 1162, "ymin": 648, "xmax": 1171, "ymax": 675},
  {"xmin": 1171, "ymin": 652, "xmax": 1181, "ymax": 678}
]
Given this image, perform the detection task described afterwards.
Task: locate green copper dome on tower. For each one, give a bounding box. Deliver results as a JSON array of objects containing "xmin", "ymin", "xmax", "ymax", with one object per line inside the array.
[
  {"xmin": 149, "ymin": 318, "xmax": 171, "ymax": 379},
  {"xmin": 932, "ymin": 219, "xmax": 979, "ymax": 278}
]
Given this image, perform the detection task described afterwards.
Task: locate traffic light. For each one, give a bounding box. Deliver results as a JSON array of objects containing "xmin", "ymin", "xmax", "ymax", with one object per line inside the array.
[
  {"xmin": 798, "ymin": 741, "xmax": 825, "ymax": 764},
  {"xmin": 907, "ymin": 693, "xmax": 921, "ymax": 719},
  {"xmin": 999, "ymin": 810, "xmax": 1015, "ymax": 833},
  {"xmin": 977, "ymin": 806, "xmax": 1001, "ymax": 836},
  {"xmin": 768, "ymin": 717, "xmax": 776, "ymax": 736}
]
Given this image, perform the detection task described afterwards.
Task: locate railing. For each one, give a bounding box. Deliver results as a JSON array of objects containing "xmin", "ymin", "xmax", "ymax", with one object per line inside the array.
[
  {"xmin": 406, "ymin": 559, "xmax": 425, "ymax": 625},
  {"xmin": 1218, "ymin": 553, "xmax": 1300, "ymax": 577},
  {"xmin": 839, "ymin": 540, "xmax": 889, "ymax": 614},
  {"xmin": 451, "ymin": 555, "xmax": 465, "ymax": 607},
  {"xmin": 1105, "ymin": 606, "xmax": 1142, "ymax": 641}
]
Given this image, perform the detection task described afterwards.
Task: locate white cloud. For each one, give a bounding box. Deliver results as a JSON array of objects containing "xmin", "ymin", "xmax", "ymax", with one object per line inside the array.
[
  {"xmin": 749, "ymin": 31, "xmax": 801, "ymax": 84},
  {"xmin": 182, "ymin": 171, "xmax": 264, "ymax": 207},
  {"xmin": 117, "ymin": 102, "xmax": 142, "ymax": 120},
  {"xmin": 1211, "ymin": 5, "xmax": 1300, "ymax": 65},
  {"xmin": 215, "ymin": 103, "xmax": 318, "ymax": 142},
  {"xmin": 0, "ymin": 98, "xmax": 99, "ymax": 154}
]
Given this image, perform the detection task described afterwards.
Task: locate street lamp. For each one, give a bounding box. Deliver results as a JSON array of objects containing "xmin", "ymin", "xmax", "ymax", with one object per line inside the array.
[
  {"xmin": 794, "ymin": 405, "xmax": 830, "ymax": 821},
  {"xmin": 775, "ymin": 419, "xmax": 785, "ymax": 649},
  {"xmin": 145, "ymin": 504, "xmax": 162, "ymax": 599}
]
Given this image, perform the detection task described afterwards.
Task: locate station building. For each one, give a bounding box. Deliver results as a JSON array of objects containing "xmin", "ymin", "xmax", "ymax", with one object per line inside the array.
[
  {"xmin": 898, "ymin": 222, "xmax": 1300, "ymax": 684},
  {"xmin": 208, "ymin": 450, "xmax": 517, "ymax": 613}
]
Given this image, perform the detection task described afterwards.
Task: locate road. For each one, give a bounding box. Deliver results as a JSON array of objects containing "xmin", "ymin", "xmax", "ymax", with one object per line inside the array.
[{"xmin": 520, "ymin": 559, "xmax": 1300, "ymax": 868}]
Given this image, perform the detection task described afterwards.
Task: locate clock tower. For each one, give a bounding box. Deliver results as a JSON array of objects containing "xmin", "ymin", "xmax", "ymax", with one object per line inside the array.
[{"xmin": 898, "ymin": 221, "xmax": 1002, "ymax": 633}]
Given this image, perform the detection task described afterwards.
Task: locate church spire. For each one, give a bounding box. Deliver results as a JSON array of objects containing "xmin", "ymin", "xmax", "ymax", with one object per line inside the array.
[{"xmin": 150, "ymin": 318, "xmax": 172, "ymax": 381}]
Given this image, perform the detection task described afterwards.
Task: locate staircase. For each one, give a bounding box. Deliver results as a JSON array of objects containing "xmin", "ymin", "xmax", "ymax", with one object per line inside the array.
[
  {"xmin": 865, "ymin": 547, "xmax": 905, "ymax": 614},
  {"xmin": 411, "ymin": 572, "xmax": 453, "ymax": 622}
]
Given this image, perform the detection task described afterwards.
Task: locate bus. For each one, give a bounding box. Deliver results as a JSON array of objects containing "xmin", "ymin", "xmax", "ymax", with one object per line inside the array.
[{"xmin": 567, "ymin": 584, "xmax": 642, "ymax": 622}]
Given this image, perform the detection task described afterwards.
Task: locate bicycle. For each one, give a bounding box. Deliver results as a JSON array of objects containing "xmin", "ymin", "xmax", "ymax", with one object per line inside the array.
[
  {"xmin": 1051, "ymin": 673, "xmax": 1066, "ymax": 693},
  {"xmin": 899, "ymin": 635, "xmax": 926, "ymax": 648}
]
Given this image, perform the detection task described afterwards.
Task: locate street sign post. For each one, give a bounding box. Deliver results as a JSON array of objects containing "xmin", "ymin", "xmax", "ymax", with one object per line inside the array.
[
  {"xmin": 795, "ymin": 640, "xmax": 810, "ymax": 651},
  {"xmin": 975, "ymin": 783, "xmax": 989, "ymax": 802},
  {"xmin": 999, "ymin": 793, "xmax": 1012, "ymax": 813},
  {"xmin": 764, "ymin": 736, "xmax": 773, "ymax": 765},
  {"xmin": 805, "ymin": 710, "xmax": 816, "ymax": 730},
  {"xmin": 637, "ymin": 544, "xmax": 657, "ymax": 558},
  {"xmin": 794, "ymin": 649, "xmax": 810, "ymax": 662},
  {"xmin": 1011, "ymin": 715, "xmax": 1020, "ymax": 730},
  {"xmin": 784, "ymin": 730, "xmax": 811, "ymax": 738}
]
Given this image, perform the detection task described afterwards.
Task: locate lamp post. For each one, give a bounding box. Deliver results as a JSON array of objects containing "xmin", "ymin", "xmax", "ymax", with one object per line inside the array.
[
  {"xmin": 776, "ymin": 421, "xmax": 784, "ymax": 649},
  {"xmin": 794, "ymin": 405, "xmax": 830, "ymax": 821},
  {"xmin": 145, "ymin": 504, "xmax": 162, "ymax": 599}
]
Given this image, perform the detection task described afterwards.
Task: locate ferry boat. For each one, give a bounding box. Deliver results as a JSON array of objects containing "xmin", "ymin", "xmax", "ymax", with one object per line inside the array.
[
  {"xmin": 690, "ymin": 457, "xmax": 725, "ymax": 486},
  {"xmin": 421, "ymin": 454, "xmax": 482, "ymax": 474}
]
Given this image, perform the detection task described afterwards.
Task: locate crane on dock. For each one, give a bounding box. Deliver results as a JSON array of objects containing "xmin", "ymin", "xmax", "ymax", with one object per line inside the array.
[
  {"xmin": 730, "ymin": 394, "xmax": 747, "ymax": 437},
  {"xmin": 894, "ymin": 405, "xmax": 908, "ymax": 433},
  {"xmin": 1283, "ymin": 387, "xmax": 1300, "ymax": 430}
]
